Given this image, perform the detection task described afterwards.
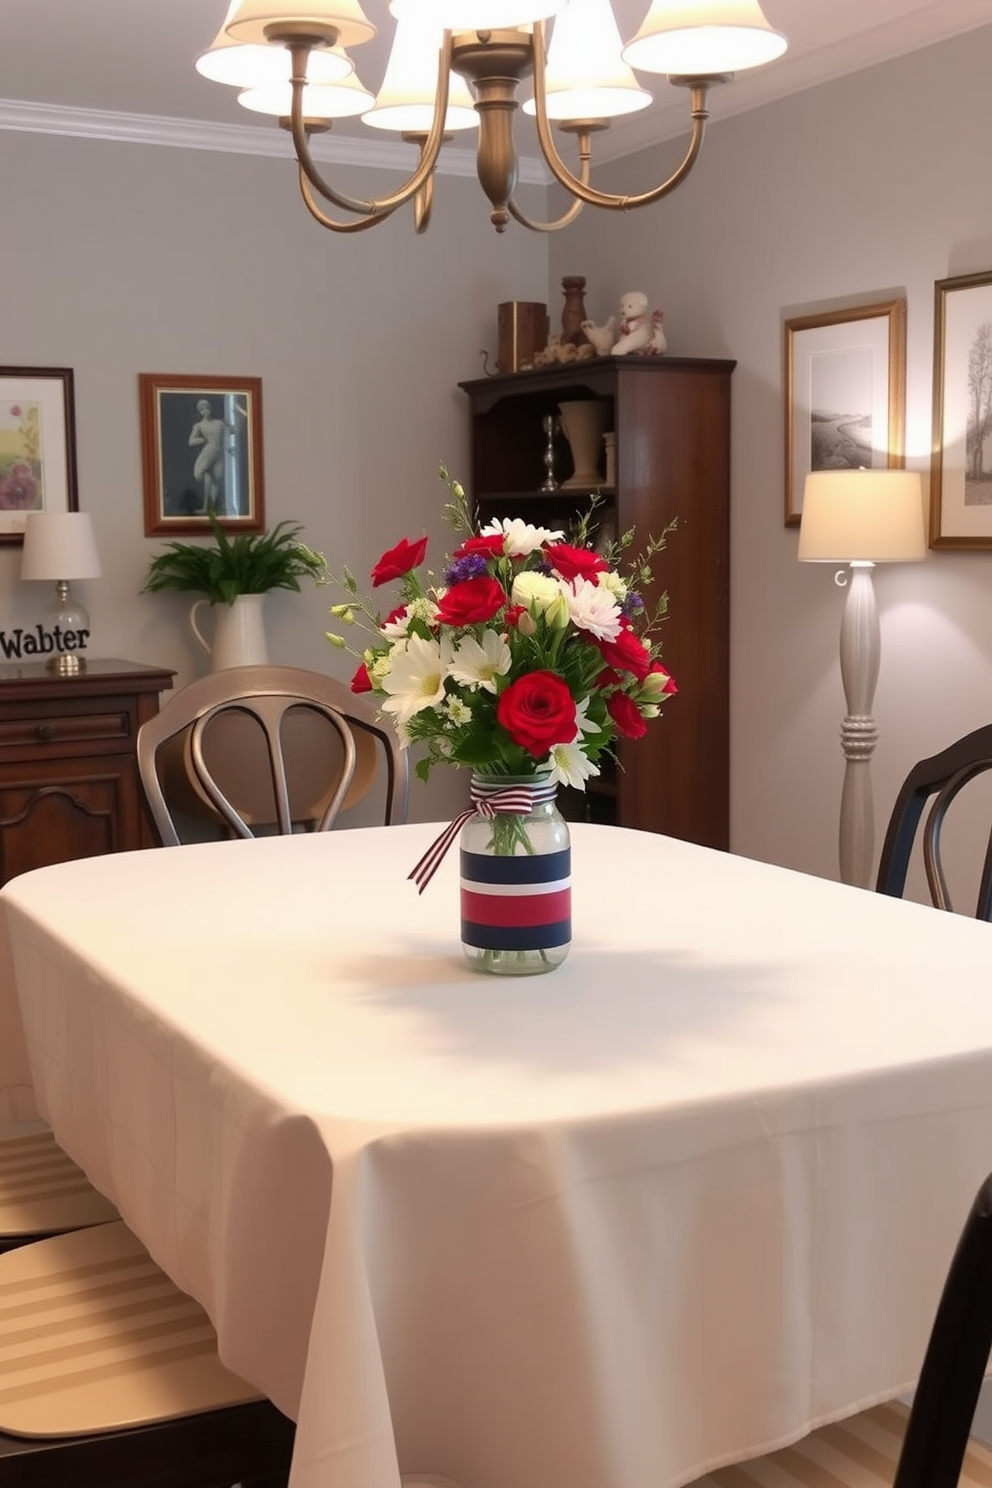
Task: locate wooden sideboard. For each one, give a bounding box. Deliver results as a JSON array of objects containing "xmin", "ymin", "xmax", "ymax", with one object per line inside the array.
[{"xmin": 0, "ymin": 659, "xmax": 175, "ymax": 885}]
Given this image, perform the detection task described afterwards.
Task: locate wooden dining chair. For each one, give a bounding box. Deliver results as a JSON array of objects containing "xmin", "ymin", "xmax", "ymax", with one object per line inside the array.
[
  {"xmin": 691, "ymin": 1170, "xmax": 992, "ymax": 1488},
  {"xmin": 875, "ymin": 723, "xmax": 992, "ymax": 919},
  {"xmin": 0, "ymin": 1126, "xmax": 118, "ymax": 1254},
  {"xmin": 0, "ymin": 1219, "xmax": 295, "ymax": 1488},
  {"xmin": 137, "ymin": 664, "xmax": 409, "ymax": 846}
]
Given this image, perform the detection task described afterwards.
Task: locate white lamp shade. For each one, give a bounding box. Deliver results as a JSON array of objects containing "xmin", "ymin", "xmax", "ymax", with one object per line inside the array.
[
  {"xmin": 196, "ymin": 37, "xmax": 353, "ymax": 88},
  {"xmin": 21, "ymin": 512, "xmax": 102, "ymax": 581},
  {"xmin": 224, "ymin": 0, "xmax": 376, "ymax": 51},
  {"xmin": 523, "ymin": 0, "xmax": 652, "ymax": 120},
  {"xmin": 389, "ymin": 0, "xmax": 565, "ymax": 27},
  {"xmin": 798, "ymin": 470, "xmax": 927, "ymax": 564},
  {"xmin": 622, "ymin": 0, "xmax": 787, "ymax": 76},
  {"xmin": 238, "ymin": 70, "xmax": 375, "ymax": 116},
  {"xmin": 363, "ymin": 19, "xmax": 478, "ymax": 132}
]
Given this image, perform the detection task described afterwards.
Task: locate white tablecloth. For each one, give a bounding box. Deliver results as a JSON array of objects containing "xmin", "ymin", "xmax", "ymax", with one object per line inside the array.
[{"xmin": 3, "ymin": 822, "xmax": 992, "ymax": 1488}]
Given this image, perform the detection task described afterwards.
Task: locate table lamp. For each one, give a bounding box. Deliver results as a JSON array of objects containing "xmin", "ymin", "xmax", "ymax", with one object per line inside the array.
[
  {"xmin": 20, "ymin": 511, "xmax": 102, "ymax": 675},
  {"xmin": 798, "ymin": 468, "xmax": 926, "ymax": 889}
]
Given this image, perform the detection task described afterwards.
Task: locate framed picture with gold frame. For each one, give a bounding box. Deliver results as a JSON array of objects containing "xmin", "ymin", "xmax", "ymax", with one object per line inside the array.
[
  {"xmin": 784, "ymin": 298, "xmax": 906, "ymax": 527},
  {"xmin": 139, "ymin": 373, "xmax": 264, "ymax": 537},
  {"xmin": 930, "ymin": 269, "xmax": 992, "ymax": 549}
]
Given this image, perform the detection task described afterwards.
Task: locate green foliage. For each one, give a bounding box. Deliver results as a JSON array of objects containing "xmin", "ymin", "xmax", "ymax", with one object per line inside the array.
[{"xmin": 143, "ymin": 514, "xmax": 324, "ymax": 607}]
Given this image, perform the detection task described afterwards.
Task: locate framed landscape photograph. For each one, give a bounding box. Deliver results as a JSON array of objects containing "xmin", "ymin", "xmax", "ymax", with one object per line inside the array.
[
  {"xmin": 139, "ymin": 373, "xmax": 264, "ymax": 536},
  {"xmin": 930, "ymin": 269, "xmax": 992, "ymax": 549},
  {"xmin": 0, "ymin": 367, "xmax": 78, "ymax": 545},
  {"xmin": 784, "ymin": 298, "xmax": 906, "ymax": 527}
]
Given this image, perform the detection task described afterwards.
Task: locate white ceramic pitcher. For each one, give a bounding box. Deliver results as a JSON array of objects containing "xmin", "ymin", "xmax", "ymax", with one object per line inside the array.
[{"xmin": 189, "ymin": 593, "xmax": 269, "ymax": 671}]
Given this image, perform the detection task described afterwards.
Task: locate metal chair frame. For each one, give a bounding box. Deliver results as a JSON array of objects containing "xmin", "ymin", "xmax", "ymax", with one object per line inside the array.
[
  {"xmin": 875, "ymin": 723, "xmax": 992, "ymax": 919},
  {"xmin": 137, "ymin": 665, "xmax": 408, "ymax": 847}
]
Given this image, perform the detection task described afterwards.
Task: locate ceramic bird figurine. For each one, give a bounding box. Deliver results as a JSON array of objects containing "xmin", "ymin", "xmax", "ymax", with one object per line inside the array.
[{"xmin": 581, "ymin": 316, "xmax": 617, "ymax": 357}]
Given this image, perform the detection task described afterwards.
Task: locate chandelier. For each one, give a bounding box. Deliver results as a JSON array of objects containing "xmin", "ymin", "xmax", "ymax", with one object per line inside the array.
[{"xmin": 197, "ymin": 0, "xmax": 788, "ymax": 235}]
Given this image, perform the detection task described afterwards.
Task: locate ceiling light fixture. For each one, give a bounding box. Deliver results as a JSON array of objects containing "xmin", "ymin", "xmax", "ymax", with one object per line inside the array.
[{"xmin": 197, "ymin": 0, "xmax": 787, "ymax": 235}]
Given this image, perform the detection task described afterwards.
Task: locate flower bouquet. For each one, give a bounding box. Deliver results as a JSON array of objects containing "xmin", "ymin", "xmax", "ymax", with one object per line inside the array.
[{"xmin": 303, "ymin": 464, "xmax": 677, "ymax": 974}]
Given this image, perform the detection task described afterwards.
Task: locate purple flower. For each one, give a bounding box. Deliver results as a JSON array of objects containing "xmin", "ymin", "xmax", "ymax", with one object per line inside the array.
[
  {"xmin": 0, "ymin": 463, "xmax": 39, "ymax": 510},
  {"xmin": 622, "ymin": 591, "xmax": 645, "ymax": 619},
  {"xmin": 445, "ymin": 553, "xmax": 490, "ymax": 584}
]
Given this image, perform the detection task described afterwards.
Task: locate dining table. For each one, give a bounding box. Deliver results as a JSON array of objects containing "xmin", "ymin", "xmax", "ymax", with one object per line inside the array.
[{"xmin": 3, "ymin": 820, "xmax": 992, "ymax": 1488}]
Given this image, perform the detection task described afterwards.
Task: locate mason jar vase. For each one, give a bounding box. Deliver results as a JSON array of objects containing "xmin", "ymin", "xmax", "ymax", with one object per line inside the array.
[{"xmin": 460, "ymin": 773, "xmax": 571, "ymax": 976}]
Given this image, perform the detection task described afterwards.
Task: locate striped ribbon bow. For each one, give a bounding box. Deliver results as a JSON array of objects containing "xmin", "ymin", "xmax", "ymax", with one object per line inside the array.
[{"xmin": 408, "ymin": 778, "xmax": 557, "ymax": 894}]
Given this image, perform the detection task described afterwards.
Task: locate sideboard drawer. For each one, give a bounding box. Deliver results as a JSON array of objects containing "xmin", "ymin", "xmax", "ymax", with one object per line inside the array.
[{"xmin": 0, "ymin": 710, "xmax": 131, "ymax": 750}]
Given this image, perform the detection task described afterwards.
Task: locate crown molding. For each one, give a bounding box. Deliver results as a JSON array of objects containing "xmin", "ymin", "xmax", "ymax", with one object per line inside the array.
[{"xmin": 0, "ymin": 96, "xmax": 549, "ymax": 184}]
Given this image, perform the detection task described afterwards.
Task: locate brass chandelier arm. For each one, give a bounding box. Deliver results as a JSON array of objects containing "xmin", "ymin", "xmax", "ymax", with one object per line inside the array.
[
  {"xmin": 529, "ymin": 22, "xmax": 723, "ymax": 212},
  {"xmin": 283, "ymin": 36, "xmax": 454, "ymax": 218},
  {"xmin": 506, "ymin": 191, "xmax": 584, "ymax": 231},
  {"xmin": 298, "ymin": 169, "xmax": 402, "ymax": 232},
  {"xmin": 506, "ymin": 131, "xmax": 592, "ymax": 232}
]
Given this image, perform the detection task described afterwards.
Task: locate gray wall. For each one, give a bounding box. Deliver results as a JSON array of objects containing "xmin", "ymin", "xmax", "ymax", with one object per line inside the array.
[
  {"xmin": 4, "ymin": 23, "xmax": 992, "ymax": 883},
  {"xmin": 0, "ymin": 129, "xmax": 549, "ymax": 821},
  {"xmin": 549, "ymin": 22, "xmax": 992, "ymax": 900}
]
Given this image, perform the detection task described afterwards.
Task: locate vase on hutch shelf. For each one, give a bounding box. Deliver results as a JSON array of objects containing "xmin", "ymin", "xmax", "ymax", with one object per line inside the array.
[{"xmin": 460, "ymin": 773, "xmax": 571, "ymax": 976}]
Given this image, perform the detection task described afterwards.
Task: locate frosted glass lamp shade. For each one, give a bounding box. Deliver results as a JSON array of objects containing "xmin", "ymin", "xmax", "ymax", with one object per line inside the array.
[
  {"xmin": 798, "ymin": 470, "xmax": 927, "ymax": 564},
  {"xmin": 622, "ymin": 0, "xmax": 787, "ymax": 76},
  {"xmin": 363, "ymin": 19, "xmax": 478, "ymax": 133},
  {"xmin": 523, "ymin": 0, "xmax": 652, "ymax": 120},
  {"xmin": 223, "ymin": 0, "xmax": 376, "ymax": 50},
  {"xmin": 21, "ymin": 512, "xmax": 102, "ymax": 581}
]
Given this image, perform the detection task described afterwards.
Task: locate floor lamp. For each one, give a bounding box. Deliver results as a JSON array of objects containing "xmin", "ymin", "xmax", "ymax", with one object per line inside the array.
[{"xmin": 798, "ymin": 469, "xmax": 926, "ymax": 889}]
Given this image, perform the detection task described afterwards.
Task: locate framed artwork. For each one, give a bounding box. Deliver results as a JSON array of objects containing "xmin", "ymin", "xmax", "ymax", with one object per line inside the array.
[
  {"xmin": 139, "ymin": 373, "xmax": 264, "ymax": 536},
  {"xmin": 784, "ymin": 298, "xmax": 906, "ymax": 527},
  {"xmin": 930, "ymin": 269, "xmax": 992, "ymax": 549},
  {"xmin": 0, "ymin": 367, "xmax": 78, "ymax": 545}
]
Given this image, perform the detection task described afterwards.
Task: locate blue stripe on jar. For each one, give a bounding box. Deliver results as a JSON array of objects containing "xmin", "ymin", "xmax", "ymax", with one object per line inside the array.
[
  {"xmin": 461, "ymin": 917, "xmax": 572, "ymax": 951},
  {"xmin": 460, "ymin": 846, "xmax": 571, "ymax": 885}
]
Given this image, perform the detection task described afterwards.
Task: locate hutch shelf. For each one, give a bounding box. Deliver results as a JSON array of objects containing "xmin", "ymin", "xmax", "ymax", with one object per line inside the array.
[{"xmin": 459, "ymin": 355, "xmax": 734, "ymax": 850}]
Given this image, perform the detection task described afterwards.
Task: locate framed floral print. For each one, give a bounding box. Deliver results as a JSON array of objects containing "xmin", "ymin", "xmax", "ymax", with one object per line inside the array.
[{"xmin": 0, "ymin": 367, "xmax": 78, "ymax": 545}]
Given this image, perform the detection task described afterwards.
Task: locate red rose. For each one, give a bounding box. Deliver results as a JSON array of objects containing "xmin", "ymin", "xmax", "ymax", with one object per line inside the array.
[
  {"xmin": 453, "ymin": 533, "xmax": 505, "ymax": 560},
  {"xmin": 607, "ymin": 690, "xmax": 647, "ymax": 739},
  {"xmin": 436, "ymin": 576, "xmax": 506, "ymax": 627},
  {"xmin": 546, "ymin": 542, "xmax": 609, "ymax": 582},
  {"xmin": 371, "ymin": 535, "xmax": 428, "ymax": 588},
  {"xmin": 503, "ymin": 604, "xmax": 527, "ymax": 628},
  {"xmin": 595, "ymin": 624, "xmax": 652, "ymax": 681},
  {"xmin": 497, "ymin": 672, "xmax": 577, "ymax": 758},
  {"xmin": 350, "ymin": 662, "xmax": 373, "ymax": 693}
]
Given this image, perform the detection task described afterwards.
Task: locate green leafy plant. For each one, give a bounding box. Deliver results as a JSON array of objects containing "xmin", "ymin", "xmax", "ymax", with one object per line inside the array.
[{"xmin": 143, "ymin": 514, "xmax": 324, "ymax": 607}]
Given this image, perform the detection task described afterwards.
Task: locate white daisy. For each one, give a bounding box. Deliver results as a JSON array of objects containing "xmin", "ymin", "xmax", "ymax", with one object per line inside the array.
[
  {"xmin": 481, "ymin": 516, "xmax": 564, "ymax": 557},
  {"xmin": 546, "ymin": 740, "xmax": 601, "ymax": 790},
  {"xmin": 564, "ymin": 576, "xmax": 622, "ymax": 640},
  {"xmin": 449, "ymin": 631, "xmax": 512, "ymax": 693},
  {"xmin": 380, "ymin": 633, "xmax": 454, "ymax": 727}
]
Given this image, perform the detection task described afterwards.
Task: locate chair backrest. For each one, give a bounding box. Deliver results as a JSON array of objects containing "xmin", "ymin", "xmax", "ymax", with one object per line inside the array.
[
  {"xmin": 875, "ymin": 723, "xmax": 992, "ymax": 919},
  {"xmin": 137, "ymin": 665, "xmax": 408, "ymax": 847},
  {"xmin": 892, "ymin": 1171, "xmax": 992, "ymax": 1488}
]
